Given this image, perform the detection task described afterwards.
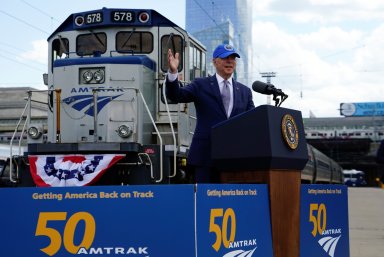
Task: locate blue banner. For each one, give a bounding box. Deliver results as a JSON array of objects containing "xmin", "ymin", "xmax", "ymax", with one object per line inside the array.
[
  {"xmin": 0, "ymin": 185, "xmax": 195, "ymax": 257},
  {"xmin": 340, "ymin": 102, "xmax": 384, "ymax": 116},
  {"xmin": 300, "ymin": 185, "xmax": 350, "ymax": 257},
  {"xmin": 0, "ymin": 184, "xmax": 274, "ymax": 257},
  {"xmin": 195, "ymin": 184, "xmax": 273, "ymax": 257}
]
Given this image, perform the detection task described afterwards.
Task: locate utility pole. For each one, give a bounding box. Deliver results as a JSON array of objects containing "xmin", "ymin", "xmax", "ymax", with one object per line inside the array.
[{"xmin": 260, "ymin": 72, "xmax": 276, "ymax": 105}]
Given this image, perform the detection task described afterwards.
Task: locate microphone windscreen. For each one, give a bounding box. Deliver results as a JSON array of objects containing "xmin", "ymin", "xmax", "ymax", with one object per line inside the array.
[{"xmin": 252, "ymin": 81, "xmax": 269, "ymax": 95}]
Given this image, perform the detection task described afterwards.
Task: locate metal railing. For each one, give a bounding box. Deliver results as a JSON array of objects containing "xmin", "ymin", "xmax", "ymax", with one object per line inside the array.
[
  {"xmin": 8, "ymin": 86, "xmax": 173, "ymax": 184},
  {"xmin": 9, "ymin": 90, "xmax": 52, "ymax": 183},
  {"xmin": 92, "ymin": 87, "xmax": 165, "ymax": 182}
]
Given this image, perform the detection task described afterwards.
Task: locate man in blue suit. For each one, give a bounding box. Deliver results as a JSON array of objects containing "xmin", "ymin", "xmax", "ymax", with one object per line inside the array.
[{"xmin": 166, "ymin": 44, "xmax": 255, "ymax": 183}]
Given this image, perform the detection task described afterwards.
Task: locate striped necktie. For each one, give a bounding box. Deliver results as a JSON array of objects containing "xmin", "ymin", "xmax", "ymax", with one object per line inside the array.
[{"xmin": 222, "ymin": 80, "xmax": 231, "ymax": 116}]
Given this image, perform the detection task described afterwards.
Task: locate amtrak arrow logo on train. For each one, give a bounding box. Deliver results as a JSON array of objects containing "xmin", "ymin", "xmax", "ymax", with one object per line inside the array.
[{"xmin": 63, "ymin": 94, "xmax": 123, "ymax": 116}]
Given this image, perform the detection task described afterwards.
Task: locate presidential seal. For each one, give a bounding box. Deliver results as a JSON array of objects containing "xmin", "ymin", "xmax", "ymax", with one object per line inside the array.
[{"xmin": 281, "ymin": 114, "xmax": 299, "ymax": 150}]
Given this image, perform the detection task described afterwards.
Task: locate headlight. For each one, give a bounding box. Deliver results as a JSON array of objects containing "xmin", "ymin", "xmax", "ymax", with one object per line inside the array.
[
  {"xmin": 117, "ymin": 125, "xmax": 132, "ymax": 138},
  {"xmin": 94, "ymin": 70, "xmax": 104, "ymax": 83},
  {"xmin": 74, "ymin": 16, "xmax": 84, "ymax": 26},
  {"xmin": 28, "ymin": 126, "xmax": 42, "ymax": 139},
  {"xmin": 80, "ymin": 67, "xmax": 105, "ymax": 84},
  {"xmin": 139, "ymin": 12, "xmax": 150, "ymax": 23},
  {"xmin": 82, "ymin": 70, "xmax": 93, "ymax": 83}
]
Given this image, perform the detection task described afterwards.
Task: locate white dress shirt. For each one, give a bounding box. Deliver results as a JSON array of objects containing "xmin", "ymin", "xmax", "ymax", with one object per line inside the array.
[{"xmin": 216, "ymin": 73, "xmax": 233, "ymax": 117}]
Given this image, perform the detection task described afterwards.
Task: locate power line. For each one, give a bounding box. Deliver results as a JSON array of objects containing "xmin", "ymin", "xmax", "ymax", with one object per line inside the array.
[
  {"xmin": 20, "ymin": 0, "xmax": 61, "ymax": 23},
  {"xmin": 192, "ymin": 0, "xmax": 229, "ymax": 38},
  {"xmin": 0, "ymin": 9, "xmax": 50, "ymax": 35},
  {"xmin": 0, "ymin": 53, "xmax": 45, "ymax": 72},
  {"xmin": 0, "ymin": 41, "xmax": 28, "ymax": 53}
]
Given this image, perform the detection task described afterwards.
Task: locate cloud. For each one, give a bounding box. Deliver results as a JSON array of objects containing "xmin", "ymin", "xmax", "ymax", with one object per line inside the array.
[
  {"xmin": 251, "ymin": 12, "xmax": 383, "ymax": 117},
  {"xmin": 18, "ymin": 39, "xmax": 47, "ymax": 65},
  {"xmin": 353, "ymin": 24, "xmax": 384, "ymax": 73},
  {"xmin": 254, "ymin": 0, "xmax": 384, "ymax": 23}
]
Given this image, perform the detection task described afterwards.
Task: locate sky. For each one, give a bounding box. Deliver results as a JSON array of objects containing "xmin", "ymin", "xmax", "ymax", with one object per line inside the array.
[{"xmin": 0, "ymin": 0, "xmax": 383, "ymax": 118}]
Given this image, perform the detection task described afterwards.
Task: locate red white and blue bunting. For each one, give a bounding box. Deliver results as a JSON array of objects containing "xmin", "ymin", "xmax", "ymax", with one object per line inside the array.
[{"xmin": 29, "ymin": 154, "xmax": 125, "ymax": 187}]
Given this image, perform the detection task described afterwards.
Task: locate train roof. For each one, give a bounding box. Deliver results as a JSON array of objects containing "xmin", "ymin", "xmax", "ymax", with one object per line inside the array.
[
  {"xmin": 343, "ymin": 169, "xmax": 365, "ymax": 175},
  {"xmin": 48, "ymin": 8, "xmax": 181, "ymax": 40},
  {"xmin": 303, "ymin": 116, "xmax": 384, "ymax": 128}
]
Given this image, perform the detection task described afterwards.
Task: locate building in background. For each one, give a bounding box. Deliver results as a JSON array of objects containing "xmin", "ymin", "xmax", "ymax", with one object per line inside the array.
[
  {"xmin": 185, "ymin": 0, "xmax": 253, "ymax": 85},
  {"xmin": 0, "ymin": 87, "xmax": 47, "ymax": 143}
]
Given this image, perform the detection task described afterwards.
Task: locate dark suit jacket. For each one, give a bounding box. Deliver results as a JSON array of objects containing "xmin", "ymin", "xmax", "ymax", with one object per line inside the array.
[{"xmin": 166, "ymin": 75, "xmax": 255, "ymax": 166}]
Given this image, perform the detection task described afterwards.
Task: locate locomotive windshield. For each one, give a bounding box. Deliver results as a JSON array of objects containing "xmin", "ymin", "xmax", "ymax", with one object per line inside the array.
[
  {"xmin": 76, "ymin": 32, "xmax": 107, "ymax": 56},
  {"xmin": 116, "ymin": 31, "xmax": 153, "ymax": 53}
]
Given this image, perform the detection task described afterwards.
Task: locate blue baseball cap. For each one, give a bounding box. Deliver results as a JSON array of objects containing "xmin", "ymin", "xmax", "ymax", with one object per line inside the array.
[{"xmin": 213, "ymin": 44, "xmax": 240, "ymax": 59}]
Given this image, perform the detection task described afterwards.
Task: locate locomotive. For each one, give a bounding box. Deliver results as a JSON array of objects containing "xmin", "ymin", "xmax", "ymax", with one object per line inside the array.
[
  {"xmin": 0, "ymin": 8, "xmax": 342, "ymax": 187},
  {"xmin": 4, "ymin": 8, "xmax": 207, "ymax": 186}
]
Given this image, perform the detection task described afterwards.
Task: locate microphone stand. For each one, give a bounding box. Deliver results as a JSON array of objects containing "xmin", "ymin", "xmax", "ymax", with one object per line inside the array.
[{"xmin": 273, "ymin": 93, "xmax": 288, "ymax": 107}]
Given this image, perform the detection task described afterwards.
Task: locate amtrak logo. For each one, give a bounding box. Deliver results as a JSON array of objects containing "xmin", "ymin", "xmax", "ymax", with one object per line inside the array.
[
  {"xmin": 223, "ymin": 247, "xmax": 256, "ymax": 257},
  {"xmin": 63, "ymin": 94, "xmax": 123, "ymax": 116},
  {"xmin": 318, "ymin": 235, "xmax": 342, "ymax": 257},
  {"xmin": 223, "ymin": 239, "xmax": 257, "ymax": 257}
]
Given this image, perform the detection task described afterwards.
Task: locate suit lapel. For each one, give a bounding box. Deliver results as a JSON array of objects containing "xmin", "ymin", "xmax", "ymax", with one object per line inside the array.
[
  {"xmin": 209, "ymin": 75, "xmax": 221, "ymax": 98},
  {"xmin": 209, "ymin": 76, "xmax": 227, "ymax": 114}
]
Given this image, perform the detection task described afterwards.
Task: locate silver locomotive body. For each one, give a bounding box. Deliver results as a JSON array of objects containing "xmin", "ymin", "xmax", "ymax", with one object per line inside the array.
[{"xmin": 10, "ymin": 8, "xmax": 206, "ymax": 186}]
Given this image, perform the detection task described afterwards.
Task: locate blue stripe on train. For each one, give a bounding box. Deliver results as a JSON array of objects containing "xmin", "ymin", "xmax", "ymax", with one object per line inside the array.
[{"xmin": 53, "ymin": 55, "xmax": 156, "ymax": 71}]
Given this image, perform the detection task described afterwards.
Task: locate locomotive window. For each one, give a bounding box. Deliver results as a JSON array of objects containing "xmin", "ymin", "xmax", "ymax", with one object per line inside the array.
[
  {"xmin": 188, "ymin": 44, "xmax": 206, "ymax": 80},
  {"xmin": 201, "ymin": 52, "xmax": 206, "ymax": 76},
  {"xmin": 52, "ymin": 37, "xmax": 69, "ymax": 60},
  {"xmin": 189, "ymin": 46, "xmax": 199, "ymax": 79},
  {"xmin": 161, "ymin": 35, "xmax": 183, "ymax": 72},
  {"xmin": 76, "ymin": 32, "xmax": 107, "ymax": 56},
  {"xmin": 51, "ymin": 37, "xmax": 69, "ymax": 72},
  {"xmin": 116, "ymin": 31, "xmax": 153, "ymax": 53}
]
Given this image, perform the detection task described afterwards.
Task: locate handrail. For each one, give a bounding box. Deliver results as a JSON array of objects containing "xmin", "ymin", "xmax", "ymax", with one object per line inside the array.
[
  {"xmin": 92, "ymin": 89, "xmax": 99, "ymax": 142},
  {"xmin": 9, "ymin": 92, "xmax": 31, "ymax": 183},
  {"xmin": 161, "ymin": 78, "xmax": 177, "ymax": 178},
  {"xmin": 137, "ymin": 89, "xmax": 164, "ymax": 183},
  {"xmin": 138, "ymin": 153, "xmax": 153, "ymax": 180},
  {"xmin": 92, "ymin": 87, "xmax": 164, "ymax": 183},
  {"xmin": 9, "ymin": 89, "xmax": 57, "ymax": 183},
  {"xmin": 55, "ymin": 89, "xmax": 61, "ymax": 142}
]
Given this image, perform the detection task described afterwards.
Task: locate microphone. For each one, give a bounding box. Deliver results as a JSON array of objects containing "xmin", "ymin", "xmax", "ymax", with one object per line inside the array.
[
  {"xmin": 252, "ymin": 81, "xmax": 286, "ymax": 96},
  {"xmin": 252, "ymin": 81, "xmax": 288, "ymax": 107}
]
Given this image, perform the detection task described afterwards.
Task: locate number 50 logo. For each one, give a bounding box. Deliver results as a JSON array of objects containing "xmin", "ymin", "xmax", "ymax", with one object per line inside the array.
[
  {"xmin": 309, "ymin": 203, "xmax": 327, "ymax": 237},
  {"xmin": 209, "ymin": 208, "xmax": 236, "ymax": 252},
  {"xmin": 35, "ymin": 212, "xmax": 95, "ymax": 256}
]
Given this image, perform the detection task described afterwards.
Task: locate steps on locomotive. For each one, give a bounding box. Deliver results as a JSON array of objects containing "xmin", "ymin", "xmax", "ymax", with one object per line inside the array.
[
  {"xmin": 153, "ymin": 122, "xmax": 179, "ymax": 145},
  {"xmin": 153, "ymin": 112, "xmax": 194, "ymax": 147}
]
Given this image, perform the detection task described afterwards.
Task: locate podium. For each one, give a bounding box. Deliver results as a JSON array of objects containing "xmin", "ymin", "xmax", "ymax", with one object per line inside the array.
[{"xmin": 211, "ymin": 105, "xmax": 308, "ymax": 257}]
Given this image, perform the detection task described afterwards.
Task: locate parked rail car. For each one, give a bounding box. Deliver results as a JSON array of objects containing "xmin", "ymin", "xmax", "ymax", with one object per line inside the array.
[
  {"xmin": 302, "ymin": 144, "xmax": 343, "ymax": 184},
  {"xmin": 305, "ymin": 130, "xmax": 384, "ymax": 141}
]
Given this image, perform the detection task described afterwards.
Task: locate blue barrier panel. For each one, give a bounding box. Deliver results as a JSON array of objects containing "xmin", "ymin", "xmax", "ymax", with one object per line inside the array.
[
  {"xmin": 195, "ymin": 184, "xmax": 273, "ymax": 257},
  {"xmin": 300, "ymin": 185, "xmax": 350, "ymax": 257},
  {"xmin": 0, "ymin": 185, "xmax": 195, "ymax": 257}
]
